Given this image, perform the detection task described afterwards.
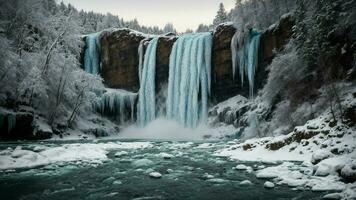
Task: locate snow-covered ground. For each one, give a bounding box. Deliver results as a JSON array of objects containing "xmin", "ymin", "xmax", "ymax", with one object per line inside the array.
[
  {"xmin": 0, "ymin": 142, "xmax": 152, "ymax": 170},
  {"xmin": 214, "ymin": 111, "xmax": 356, "ymax": 199}
]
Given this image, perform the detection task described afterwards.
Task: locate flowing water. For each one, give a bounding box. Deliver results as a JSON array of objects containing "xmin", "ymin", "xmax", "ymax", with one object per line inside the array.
[{"xmin": 0, "ymin": 140, "xmax": 326, "ymax": 200}]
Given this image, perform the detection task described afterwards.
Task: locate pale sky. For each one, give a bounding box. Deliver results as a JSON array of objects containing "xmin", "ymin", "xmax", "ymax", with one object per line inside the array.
[{"xmin": 61, "ymin": 0, "xmax": 235, "ymax": 32}]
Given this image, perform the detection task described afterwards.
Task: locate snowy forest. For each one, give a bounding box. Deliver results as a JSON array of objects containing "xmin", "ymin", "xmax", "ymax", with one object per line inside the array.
[{"xmin": 0, "ymin": 0, "xmax": 355, "ymax": 199}]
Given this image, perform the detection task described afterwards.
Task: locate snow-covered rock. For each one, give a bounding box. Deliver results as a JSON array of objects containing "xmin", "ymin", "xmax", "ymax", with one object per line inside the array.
[
  {"xmin": 158, "ymin": 153, "xmax": 173, "ymax": 159},
  {"xmin": 114, "ymin": 151, "xmax": 129, "ymax": 157},
  {"xmin": 311, "ymin": 149, "xmax": 332, "ymax": 164},
  {"xmin": 149, "ymin": 172, "xmax": 162, "ymax": 178},
  {"xmin": 322, "ymin": 193, "xmax": 342, "ymax": 199},
  {"xmin": 264, "ymin": 181, "xmax": 275, "ymax": 188},
  {"xmin": 235, "ymin": 164, "xmax": 248, "ymax": 170},
  {"xmin": 239, "ymin": 180, "xmax": 253, "ymax": 186}
]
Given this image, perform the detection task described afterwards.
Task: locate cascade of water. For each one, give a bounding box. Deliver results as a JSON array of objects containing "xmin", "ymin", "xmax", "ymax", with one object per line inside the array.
[
  {"xmin": 94, "ymin": 89, "xmax": 137, "ymax": 123},
  {"xmin": 137, "ymin": 37, "xmax": 159, "ymax": 126},
  {"xmin": 231, "ymin": 29, "xmax": 261, "ymax": 97},
  {"xmin": 84, "ymin": 32, "xmax": 101, "ymax": 74},
  {"xmin": 166, "ymin": 32, "xmax": 212, "ymax": 128}
]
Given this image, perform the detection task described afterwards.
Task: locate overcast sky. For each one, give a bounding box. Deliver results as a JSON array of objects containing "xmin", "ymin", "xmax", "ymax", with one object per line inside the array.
[{"xmin": 61, "ymin": 0, "xmax": 235, "ymax": 32}]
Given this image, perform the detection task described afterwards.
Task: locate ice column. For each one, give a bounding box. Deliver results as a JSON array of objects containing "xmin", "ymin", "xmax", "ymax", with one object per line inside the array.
[
  {"xmin": 137, "ymin": 37, "xmax": 159, "ymax": 126},
  {"xmin": 166, "ymin": 32, "xmax": 212, "ymax": 128},
  {"xmin": 231, "ymin": 29, "xmax": 261, "ymax": 97},
  {"xmin": 84, "ymin": 32, "xmax": 101, "ymax": 74}
]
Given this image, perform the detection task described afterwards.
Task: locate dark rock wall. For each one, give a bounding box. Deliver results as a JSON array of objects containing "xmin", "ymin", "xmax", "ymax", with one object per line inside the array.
[
  {"xmin": 211, "ymin": 24, "xmax": 250, "ymax": 103},
  {"xmin": 100, "ymin": 29, "xmax": 145, "ymax": 92},
  {"xmin": 155, "ymin": 36, "xmax": 177, "ymax": 114}
]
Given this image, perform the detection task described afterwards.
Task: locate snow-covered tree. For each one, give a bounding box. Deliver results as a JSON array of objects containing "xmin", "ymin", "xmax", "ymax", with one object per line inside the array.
[
  {"xmin": 163, "ymin": 23, "xmax": 176, "ymax": 34},
  {"xmin": 213, "ymin": 3, "xmax": 228, "ymax": 27}
]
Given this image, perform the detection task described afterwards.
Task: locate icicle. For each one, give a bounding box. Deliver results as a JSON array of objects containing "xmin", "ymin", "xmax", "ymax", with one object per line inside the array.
[
  {"xmin": 166, "ymin": 32, "xmax": 212, "ymax": 128},
  {"xmin": 7, "ymin": 113, "xmax": 16, "ymax": 133},
  {"xmin": 84, "ymin": 32, "xmax": 101, "ymax": 74},
  {"xmin": 231, "ymin": 29, "xmax": 261, "ymax": 98},
  {"xmin": 93, "ymin": 89, "xmax": 137, "ymax": 124},
  {"xmin": 137, "ymin": 37, "xmax": 159, "ymax": 127},
  {"xmin": 231, "ymin": 31, "xmax": 239, "ymax": 80}
]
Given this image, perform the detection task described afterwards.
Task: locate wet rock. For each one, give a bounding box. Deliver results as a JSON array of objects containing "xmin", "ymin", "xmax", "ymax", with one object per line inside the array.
[
  {"xmin": 100, "ymin": 29, "xmax": 145, "ymax": 91},
  {"xmin": 266, "ymin": 128, "xmax": 320, "ymax": 151},
  {"xmin": 340, "ymin": 163, "xmax": 356, "ymax": 183},
  {"xmin": 115, "ymin": 151, "xmax": 129, "ymax": 157},
  {"xmin": 155, "ymin": 36, "xmax": 177, "ymax": 113}
]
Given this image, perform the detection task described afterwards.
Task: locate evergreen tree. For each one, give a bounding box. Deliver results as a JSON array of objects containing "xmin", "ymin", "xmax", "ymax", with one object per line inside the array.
[{"xmin": 213, "ymin": 3, "xmax": 228, "ymax": 27}]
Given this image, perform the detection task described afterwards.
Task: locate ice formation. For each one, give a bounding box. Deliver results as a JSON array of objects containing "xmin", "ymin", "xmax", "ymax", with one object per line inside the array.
[
  {"xmin": 137, "ymin": 37, "xmax": 159, "ymax": 126},
  {"xmin": 84, "ymin": 32, "xmax": 101, "ymax": 74},
  {"xmin": 94, "ymin": 89, "xmax": 137, "ymax": 123},
  {"xmin": 0, "ymin": 112, "xmax": 16, "ymax": 133},
  {"xmin": 231, "ymin": 29, "xmax": 261, "ymax": 97},
  {"xmin": 166, "ymin": 32, "xmax": 212, "ymax": 128}
]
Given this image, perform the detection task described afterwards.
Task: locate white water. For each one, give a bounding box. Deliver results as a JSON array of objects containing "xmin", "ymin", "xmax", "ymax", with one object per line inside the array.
[
  {"xmin": 84, "ymin": 32, "xmax": 101, "ymax": 74},
  {"xmin": 137, "ymin": 37, "xmax": 160, "ymax": 126}
]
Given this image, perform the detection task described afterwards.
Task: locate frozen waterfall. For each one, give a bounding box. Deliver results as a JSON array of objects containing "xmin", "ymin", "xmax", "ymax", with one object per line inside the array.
[
  {"xmin": 231, "ymin": 29, "xmax": 261, "ymax": 97},
  {"xmin": 84, "ymin": 32, "xmax": 101, "ymax": 74},
  {"xmin": 94, "ymin": 89, "xmax": 137, "ymax": 123},
  {"xmin": 166, "ymin": 32, "xmax": 212, "ymax": 128},
  {"xmin": 137, "ymin": 37, "xmax": 159, "ymax": 126}
]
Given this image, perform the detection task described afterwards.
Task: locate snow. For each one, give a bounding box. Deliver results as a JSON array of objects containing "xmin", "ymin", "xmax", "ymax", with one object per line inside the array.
[
  {"xmin": 207, "ymin": 178, "xmax": 227, "ymax": 183},
  {"xmin": 0, "ymin": 142, "xmax": 152, "ymax": 170},
  {"xmin": 264, "ymin": 181, "xmax": 275, "ymax": 188},
  {"xmin": 235, "ymin": 164, "xmax": 248, "ymax": 170},
  {"xmin": 311, "ymin": 149, "xmax": 332, "ymax": 164},
  {"xmin": 322, "ymin": 193, "xmax": 343, "ymax": 199},
  {"xmin": 239, "ymin": 180, "xmax": 253, "ymax": 186}
]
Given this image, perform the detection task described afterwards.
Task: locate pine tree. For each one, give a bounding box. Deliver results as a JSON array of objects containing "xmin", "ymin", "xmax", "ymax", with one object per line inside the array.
[{"xmin": 213, "ymin": 3, "xmax": 228, "ymax": 27}]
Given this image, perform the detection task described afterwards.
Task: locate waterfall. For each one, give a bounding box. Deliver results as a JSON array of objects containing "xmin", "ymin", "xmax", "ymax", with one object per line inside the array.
[
  {"xmin": 84, "ymin": 32, "xmax": 101, "ymax": 74},
  {"xmin": 94, "ymin": 89, "xmax": 137, "ymax": 123},
  {"xmin": 231, "ymin": 29, "xmax": 261, "ymax": 97},
  {"xmin": 166, "ymin": 32, "xmax": 212, "ymax": 128},
  {"xmin": 137, "ymin": 37, "xmax": 159, "ymax": 126}
]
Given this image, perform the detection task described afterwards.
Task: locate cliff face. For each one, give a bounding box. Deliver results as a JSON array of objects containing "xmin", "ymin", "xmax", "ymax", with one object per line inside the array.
[
  {"xmin": 155, "ymin": 35, "xmax": 177, "ymax": 113},
  {"xmin": 211, "ymin": 15, "xmax": 294, "ymax": 103},
  {"xmin": 85, "ymin": 16, "xmax": 294, "ymax": 104},
  {"xmin": 100, "ymin": 29, "xmax": 145, "ymax": 92}
]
